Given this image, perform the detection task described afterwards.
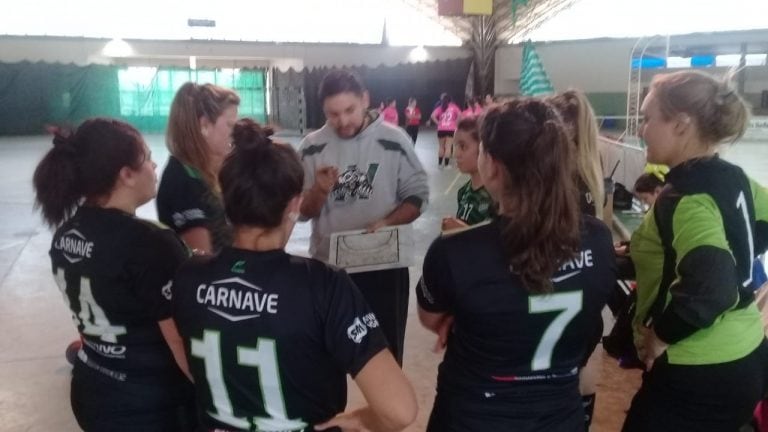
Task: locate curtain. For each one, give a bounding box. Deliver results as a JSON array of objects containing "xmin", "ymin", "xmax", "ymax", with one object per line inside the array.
[{"xmin": 0, "ymin": 61, "xmax": 266, "ymax": 135}]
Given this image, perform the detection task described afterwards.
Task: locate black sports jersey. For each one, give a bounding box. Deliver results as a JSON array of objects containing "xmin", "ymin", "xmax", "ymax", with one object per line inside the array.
[
  {"xmin": 171, "ymin": 247, "xmax": 388, "ymax": 431},
  {"xmin": 418, "ymin": 216, "xmax": 615, "ymax": 396},
  {"xmin": 157, "ymin": 156, "xmax": 232, "ymax": 253},
  {"xmin": 578, "ymin": 177, "xmax": 598, "ymax": 217},
  {"xmin": 49, "ymin": 206, "xmax": 189, "ymax": 381}
]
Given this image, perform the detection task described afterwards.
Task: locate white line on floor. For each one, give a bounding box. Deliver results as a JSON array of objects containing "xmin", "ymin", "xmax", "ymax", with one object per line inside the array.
[
  {"xmin": 444, "ymin": 172, "xmax": 464, "ymax": 195},
  {"xmin": 0, "ymin": 240, "xmax": 25, "ymax": 251}
]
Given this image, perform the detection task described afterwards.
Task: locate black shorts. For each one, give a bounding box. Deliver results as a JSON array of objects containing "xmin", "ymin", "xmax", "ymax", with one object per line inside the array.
[
  {"xmin": 622, "ymin": 339, "xmax": 768, "ymax": 432},
  {"xmin": 427, "ymin": 381, "xmax": 583, "ymax": 432},
  {"xmin": 71, "ymin": 363, "xmax": 196, "ymax": 432},
  {"xmin": 437, "ymin": 130, "xmax": 455, "ymax": 138},
  {"xmin": 350, "ymin": 268, "xmax": 409, "ymax": 366}
]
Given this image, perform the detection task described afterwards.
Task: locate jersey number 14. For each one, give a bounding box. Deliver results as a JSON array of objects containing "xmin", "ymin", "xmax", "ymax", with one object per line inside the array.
[{"xmin": 54, "ymin": 268, "xmax": 127, "ymax": 343}]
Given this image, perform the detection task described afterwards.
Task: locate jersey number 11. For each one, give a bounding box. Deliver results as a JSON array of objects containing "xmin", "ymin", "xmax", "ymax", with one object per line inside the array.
[{"xmin": 191, "ymin": 330, "xmax": 308, "ymax": 431}]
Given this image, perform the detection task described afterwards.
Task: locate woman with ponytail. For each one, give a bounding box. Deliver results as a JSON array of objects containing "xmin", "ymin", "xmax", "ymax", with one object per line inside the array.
[
  {"xmin": 157, "ymin": 82, "xmax": 240, "ymax": 255},
  {"xmin": 417, "ymin": 99, "xmax": 615, "ymax": 431},
  {"xmin": 33, "ymin": 118, "xmax": 194, "ymax": 431},
  {"xmin": 431, "ymin": 93, "xmax": 461, "ymax": 168},
  {"xmin": 548, "ymin": 88, "xmax": 608, "ymax": 429},
  {"xmin": 170, "ymin": 118, "xmax": 417, "ymax": 432},
  {"xmin": 548, "ymin": 89, "xmax": 606, "ymax": 220}
]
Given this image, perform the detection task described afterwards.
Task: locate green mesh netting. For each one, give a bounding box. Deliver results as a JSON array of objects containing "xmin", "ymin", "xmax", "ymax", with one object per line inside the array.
[
  {"xmin": 0, "ymin": 62, "xmax": 266, "ymax": 136},
  {"xmin": 118, "ymin": 66, "xmax": 266, "ymax": 132}
]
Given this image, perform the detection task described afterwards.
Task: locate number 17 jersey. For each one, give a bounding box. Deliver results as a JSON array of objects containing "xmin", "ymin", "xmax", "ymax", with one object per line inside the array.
[{"xmin": 171, "ymin": 247, "xmax": 387, "ymax": 431}]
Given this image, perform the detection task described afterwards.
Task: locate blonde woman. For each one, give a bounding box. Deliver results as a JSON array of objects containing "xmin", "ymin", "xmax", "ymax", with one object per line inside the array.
[
  {"xmin": 549, "ymin": 89, "xmax": 607, "ymax": 429},
  {"xmin": 623, "ymin": 70, "xmax": 768, "ymax": 431},
  {"xmin": 549, "ymin": 89, "xmax": 606, "ymax": 220},
  {"xmin": 157, "ymin": 82, "xmax": 240, "ymax": 255}
]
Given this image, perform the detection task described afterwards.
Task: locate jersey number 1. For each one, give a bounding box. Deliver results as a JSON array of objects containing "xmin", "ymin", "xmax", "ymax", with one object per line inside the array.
[
  {"xmin": 737, "ymin": 191, "xmax": 755, "ymax": 287},
  {"xmin": 529, "ymin": 291, "xmax": 583, "ymax": 371},
  {"xmin": 191, "ymin": 330, "xmax": 307, "ymax": 431}
]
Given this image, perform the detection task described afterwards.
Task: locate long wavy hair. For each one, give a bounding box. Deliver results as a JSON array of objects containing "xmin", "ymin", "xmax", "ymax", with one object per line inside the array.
[
  {"xmin": 548, "ymin": 89, "xmax": 605, "ymax": 219},
  {"xmin": 481, "ymin": 99, "xmax": 581, "ymax": 294},
  {"xmin": 166, "ymin": 82, "xmax": 240, "ymax": 192}
]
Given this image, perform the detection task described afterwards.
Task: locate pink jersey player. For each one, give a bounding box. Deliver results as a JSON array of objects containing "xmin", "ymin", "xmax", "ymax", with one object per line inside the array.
[{"xmin": 432, "ymin": 102, "xmax": 461, "ymax": 132}]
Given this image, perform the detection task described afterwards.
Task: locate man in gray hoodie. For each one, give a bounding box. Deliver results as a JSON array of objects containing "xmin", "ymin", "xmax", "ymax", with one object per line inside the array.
[{"xmin": 299, "ymin": 70, "xmax": 429, "ymax": 365}]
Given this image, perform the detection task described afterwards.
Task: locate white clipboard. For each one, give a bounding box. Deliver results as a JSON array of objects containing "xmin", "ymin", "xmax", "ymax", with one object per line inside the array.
[{"xmin": 328, "ymin": 224, "xmax": 414, "ymax": 274}]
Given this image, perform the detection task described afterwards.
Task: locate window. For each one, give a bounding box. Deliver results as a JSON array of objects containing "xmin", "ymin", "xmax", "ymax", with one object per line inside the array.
[{"xmin": 118, "ymin": 66, "xmax": 266, "ymax": 132}]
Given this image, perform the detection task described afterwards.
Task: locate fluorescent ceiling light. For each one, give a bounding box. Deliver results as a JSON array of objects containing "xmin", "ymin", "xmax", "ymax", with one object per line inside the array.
[{"xmin": 102, "ymin": 39, "xmax": 132, "ymax": 57}]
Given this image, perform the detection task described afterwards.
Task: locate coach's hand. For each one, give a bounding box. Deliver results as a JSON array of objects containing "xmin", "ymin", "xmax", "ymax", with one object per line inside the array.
[
  {"xmin": 315, "ymin": 410, "xmax": 371, "ymax": 432},
  {"xmin": 366, "ymin": 219, "xmax": 388, "ymax": 233},
  {"xmin": 638, "ymin": 326, "xmax": 668, "ymax": 371},
  {"xmin": 314, "ymin": 166, "xmax": 339, "ymax": 195}
]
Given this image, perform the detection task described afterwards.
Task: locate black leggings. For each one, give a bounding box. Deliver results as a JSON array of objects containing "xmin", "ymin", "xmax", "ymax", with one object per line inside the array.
[
  {"xmin": 350, "ymin": 268, "xmax": 409, "ymax": 366},
  {"xmin": 406, "ymin": 125, "xmax": 419, "ymax": 145},
  {"xmin": 623, "ymin": 339, "xmax": 768, "ymax": 432}
]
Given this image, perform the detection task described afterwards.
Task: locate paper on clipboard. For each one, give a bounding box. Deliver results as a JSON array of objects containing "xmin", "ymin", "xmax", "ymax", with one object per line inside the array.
[{"xmin": 328, "ymin": 224, "xmax": 414, "ymax": 274}]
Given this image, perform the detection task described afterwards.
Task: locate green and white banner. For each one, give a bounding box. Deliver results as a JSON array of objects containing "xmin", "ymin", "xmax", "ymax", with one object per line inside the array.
[{"xmin": 519, "ymin": 40, "xmax": 554, "ymax": 97}]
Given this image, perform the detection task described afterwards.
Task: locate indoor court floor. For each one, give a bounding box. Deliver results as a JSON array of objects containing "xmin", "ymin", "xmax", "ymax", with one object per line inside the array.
[{"xmin": 0, "ymin": 128, "xmax": 766, "ymax": 431}]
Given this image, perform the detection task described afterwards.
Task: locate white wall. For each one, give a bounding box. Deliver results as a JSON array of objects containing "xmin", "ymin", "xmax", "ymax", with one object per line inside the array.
[
  {"xmin": 495, "ymin": 39, "xmax": 635, "ymax": 94},
  {"xmin": 494, "ymin": 45, "xmax": 522, "ymax": 95},
  {"xmin": 0, "ymin": 36, "xmax": 470, "ymax": 70},
  {"xmin": 745, "ymin": 67, "xmax": 768, "ymax": 94},
  {"xmin": 495, "ymin": 29, "xmax": 768, "ymax": 95}
]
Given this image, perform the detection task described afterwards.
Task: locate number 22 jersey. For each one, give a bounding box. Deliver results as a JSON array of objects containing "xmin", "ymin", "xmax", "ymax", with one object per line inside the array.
[{"xmin": 171, "ymin": 247, "xmax": 388, "ymax": 431}]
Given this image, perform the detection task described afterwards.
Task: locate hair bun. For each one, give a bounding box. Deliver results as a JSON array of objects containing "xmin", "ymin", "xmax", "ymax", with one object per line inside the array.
[
  {"xmin": 715, "ymin": 81, "xmax": 737, "ymax": 106},
  {"xmin": 232, "ymin": 118, "xmax": 272, "ymax": 150},
  {"xmin": 52, "ymin": 129, "xmax": 76, "ymax": 154}
]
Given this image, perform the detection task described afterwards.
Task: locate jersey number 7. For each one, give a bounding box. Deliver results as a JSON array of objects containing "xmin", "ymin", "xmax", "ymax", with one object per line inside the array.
[{"xmin": 529, "ymin": 291, "xmax": 583, "ymax": 371}]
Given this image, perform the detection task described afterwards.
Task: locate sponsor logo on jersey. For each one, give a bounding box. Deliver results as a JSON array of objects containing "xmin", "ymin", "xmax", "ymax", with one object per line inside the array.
[
  {"xmin": 197, "ymin": 277, "xmax": 278, "ymax": 322},
  {"xmin": 54, "ymin": 229, "xmax": 94, "ymax": 263},
  {"xmin": 83, "ymin": 339, "xmax": 127, "ymax": 359},
  {"xmin": 553, "ymin": 249, "xmax": 594, "ymax": 282},
  {"xmin": 362, "ymin": 313, "xmax": 379, "ymax": 328},
  {"xmin": 491, "ymin": 366, "xmax": 579, "ymax": 382},
  {"xmin": 331, "ymin": 164, "xmax": 378, "ymax": 201},
  {"xmin": 161, "ymin": 280, "xmax": 173, "ymax": 300},
  {"xmin": 418, "ymin": 277, "xmax": 435, "ymax": 304},
  {"xmin": 558, "ymin": 249, "xmax": 594, "ymax": 271},
  {"xmin": 78, "ymin": 349, "xmax": 127, "ymax": 381},
  {"xmin": 347, "ymin": 317, "xmax": 368, "ymax": 343},
  {"xmin": 172, "ymin": 208, "xmax": 205, "ymax": 228},
  {"xmin": 231, "ymin": 260, "xmax": 246, "ymax": 274}
]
